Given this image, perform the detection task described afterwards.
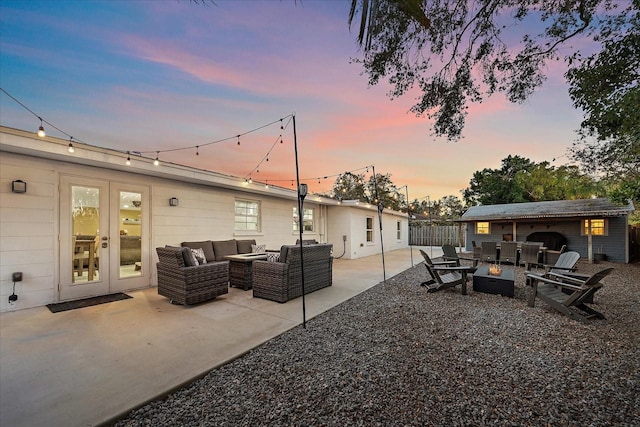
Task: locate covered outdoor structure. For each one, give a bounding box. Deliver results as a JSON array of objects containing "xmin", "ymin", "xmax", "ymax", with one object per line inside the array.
[{"xmin": 457, "ymin": 199, "xmax": 634, "ymax": 263}]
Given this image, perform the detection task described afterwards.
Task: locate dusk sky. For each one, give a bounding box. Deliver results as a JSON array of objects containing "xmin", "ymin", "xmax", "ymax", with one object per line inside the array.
[{"xmin": 0, "ymin": 1, "xmax": 585, "ymax": 202}]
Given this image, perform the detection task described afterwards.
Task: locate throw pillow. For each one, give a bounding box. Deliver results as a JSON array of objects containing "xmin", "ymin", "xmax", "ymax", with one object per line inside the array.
[
  {"xmin": 251, "ymin": 244, "xmax": 266, "ymax": 254},
  {"xmin": 182, "ymin": 247, "xmax": 199, "ymax": 266},
  {"xmin": 191, "ymin": 248, "xmax": 207, "ymax": 264},
  {"xmin": 266, "ymin": 252, "xmax": 280, "ymax": 262}
]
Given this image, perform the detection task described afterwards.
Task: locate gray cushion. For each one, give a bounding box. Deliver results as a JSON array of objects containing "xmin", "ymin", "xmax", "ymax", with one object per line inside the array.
[
  {"xmin": 236, "ymin": 239, "xmax": 256, "ymax": 254},
  {"xmin": 212, "ymin": 239, "xmax": 238, "ymax": 261},
  {"xmin": 181, "ymin": 247, "xmax": 199, "ymax": 266},
  {"xmin": 181, "ymin": 241, "xmax": 215, "ymax": 262}
]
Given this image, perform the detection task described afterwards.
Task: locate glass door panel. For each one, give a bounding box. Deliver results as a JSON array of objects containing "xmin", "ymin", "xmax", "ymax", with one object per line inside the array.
[
  {"xmin": 119, "ymin": 191, "xmax": 142, "ymax": 279},
  {"xmin": 60, "ymin": 176, "xmax": 110, "ymax": 300}
]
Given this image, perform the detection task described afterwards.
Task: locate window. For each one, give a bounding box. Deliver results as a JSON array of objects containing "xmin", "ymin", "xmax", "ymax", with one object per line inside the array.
[
  {"xmin": 366, "ymin": 217, "xmax": 374, "ymax": 242},
  {"xmin": 293, "ymin": 207, "xmax": 314, "ymax": 232},
  {"xmin": 235, "ymin": 200, "xmax": 260, "ymax": 231},
  {"xmin": 582, "ymin": 219, "xmax": 607, "ymax": 236},
  {"xmin": 396, "ymin": 221, "xmax": 401, "ymax": 240},
  {"xmin": 476, "ymin": 222, "xmax": 490, "ymax": 234}
]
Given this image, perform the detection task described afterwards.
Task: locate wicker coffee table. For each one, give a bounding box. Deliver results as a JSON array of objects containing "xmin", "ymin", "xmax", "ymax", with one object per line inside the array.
[{"xmin": 224, "ymin": 253, "xmax": 268, "ymax": 290}]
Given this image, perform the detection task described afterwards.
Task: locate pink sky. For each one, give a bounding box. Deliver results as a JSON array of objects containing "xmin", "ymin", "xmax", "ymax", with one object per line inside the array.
[{"xmin": 0, "ymin": 1, "xmax": 585, "ymax": 203}]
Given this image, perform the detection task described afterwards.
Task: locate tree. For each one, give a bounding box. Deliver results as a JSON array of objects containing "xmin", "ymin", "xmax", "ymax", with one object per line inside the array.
[
  {"xmin": 565, "ymin": 12, "xmax": 640, "ymax": 208},
  {"xmin": 365, "ymin": 172, "xmax": 403, "ymax": 210},
  {"xmin": 463, "ymin": 155, "xmax": 602, "ymax": 206},
  {"xmin": 331, "ymin": 172, "xmax": 367, "ymax": 201},
  {"xmin": 349, "ymin": 0, "xmax": 638, "ymax": 140},
  {"xmin": 463, "ymin": 155, "xmax": 534, "ymax": 205},
  {"xmin": 514, "ymin": 163, "xmax": 602, "ymax": 201}
]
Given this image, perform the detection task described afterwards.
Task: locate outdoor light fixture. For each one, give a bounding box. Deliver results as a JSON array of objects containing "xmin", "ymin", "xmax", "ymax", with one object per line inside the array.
[
  {"xmin": 37, "ymin": 121, "xmax": 45, "ymax": 137},
  {"xmin": 11, "ymin": 180, "xmax": 27, "ymax": 193},
  {"xmin": 169, "ymin": 197, "xmax": 179, "ymax": 206},
  {"xmin": 298, "ymin": 183, "xmax": 308, "ymax": 200},
  {"xmin": 154, "ymin": 153, "xmax": 159, "ymax": 166},
  {"xmin": 126, "ymin": 152, "xmax": 131, "ymax": 166},
  {"xmin": 68, "ymin": 141, "xmax": 74, "ymax": 153}
]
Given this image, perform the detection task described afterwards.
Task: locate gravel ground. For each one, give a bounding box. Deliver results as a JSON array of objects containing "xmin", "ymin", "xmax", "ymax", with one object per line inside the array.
[{"xmin": 114, "ymin": 259, "xmax": 639, "ymax": 426}]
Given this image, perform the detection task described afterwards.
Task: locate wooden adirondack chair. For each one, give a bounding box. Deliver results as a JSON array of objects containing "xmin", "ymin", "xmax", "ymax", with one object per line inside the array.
[
  {"xmin": 419, "ymin": 250, "xmax": 472, "ymax": 294},
  {"xmin": 441, "ymin": 244, "xmax": 479, "ymax": 268},
  {"xmin": 544, "ymin": 251, "xmax": 580, "ymax": 276},
  {"xmin": 525, "ymin": 268, "xmax": 613, "ymax": 322}
]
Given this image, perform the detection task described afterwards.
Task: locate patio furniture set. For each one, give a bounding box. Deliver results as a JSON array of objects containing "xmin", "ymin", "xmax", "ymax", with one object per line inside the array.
[
  {"xmin": 155, "ymin": 239, "xmax": 333, "ymax": 306},
  {"xmin": 422, "ymin": 244, "xmax": 613, "ymax": 323}
]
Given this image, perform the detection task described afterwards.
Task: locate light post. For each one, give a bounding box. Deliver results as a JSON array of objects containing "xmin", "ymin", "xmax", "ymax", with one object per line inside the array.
[
  {"xmin": 427, "ymin": 195, "xmax": 433, "ymax": 258},
  {"xmin": 398, "ymin": 185, "xmax": 413, "ymax": 267},
  {"xmin": 292, "ymin": 115, "xmax": 308, "ymax": 329},
  {"xmin": 371, "ymin": 165, "xmax": 386, "ymax": 283}
]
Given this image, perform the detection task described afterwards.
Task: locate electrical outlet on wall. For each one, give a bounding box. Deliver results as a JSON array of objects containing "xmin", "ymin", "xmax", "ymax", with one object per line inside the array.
[{"xmin": 12, "ymin": 272, "xmax": 22, "ymax": 282}]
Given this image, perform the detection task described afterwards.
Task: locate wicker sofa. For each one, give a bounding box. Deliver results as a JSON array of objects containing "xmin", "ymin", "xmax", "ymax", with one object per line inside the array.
[
  {"xmin": 252, "ymin": 243, "xmax": 333, "ymax": 303},
  {"xmin": 180, "ymin": 239, "xmax": 257, "ymax": 262},
  {"xmin": 156, "ymin": 246, "xmax": 229, "ymax": 305}
]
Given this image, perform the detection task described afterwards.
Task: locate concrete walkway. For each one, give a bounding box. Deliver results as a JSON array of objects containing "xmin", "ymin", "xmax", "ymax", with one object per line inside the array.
[{"xmin": 0, "ymin": 247, "xmax": 440, "ymax": 427}]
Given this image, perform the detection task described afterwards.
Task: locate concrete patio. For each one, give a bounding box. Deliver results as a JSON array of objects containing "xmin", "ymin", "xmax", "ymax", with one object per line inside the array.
[{"xmin": 0, "ymin": 246, "xmax": 440, "ymax": 427}]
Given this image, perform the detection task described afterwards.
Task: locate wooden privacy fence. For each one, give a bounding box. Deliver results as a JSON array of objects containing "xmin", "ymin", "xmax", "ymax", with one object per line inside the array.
[{"xmin": 409, "ymin": 222, "xmax": 466, "ymax": 247}]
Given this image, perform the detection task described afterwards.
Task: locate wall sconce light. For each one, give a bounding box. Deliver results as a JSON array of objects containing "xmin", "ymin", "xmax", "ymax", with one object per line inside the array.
[
  {"xmin": 169, "ymin": 197, "xmax": 179, "ymax": 206},
  {"xmin": 11, "ymin": 180, "xmax": 27, "ymax": 193}
]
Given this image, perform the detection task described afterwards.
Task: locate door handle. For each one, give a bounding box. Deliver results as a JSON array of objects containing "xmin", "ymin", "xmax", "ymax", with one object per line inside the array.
[
  {"xmin": 101, "ymin": 236, "xmax": 108, "ymax": 240},
  {"xmin": 102, "ymin": 242, "xmax": 108, "ymax": 248}
]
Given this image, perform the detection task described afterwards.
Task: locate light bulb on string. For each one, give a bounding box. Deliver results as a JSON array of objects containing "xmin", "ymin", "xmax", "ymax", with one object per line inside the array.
[
  {"xmin": 196, "ymin": 146, "xmax": 199, "ymax": 156},
  {"xmin": 154, "ymin": 152, "xmax": 160, "ymax": 166},
  {"xmin": 237, "ymin": 135, "xmax": 241, "ymax": 145},
  {"xmin": 68, "ymin": 137, "xmax": 74, "ymax": 153},
  {"xmin": 37, "ymin": 118, "xmax": 45, "ymax": 137},
  {"xmin": 126, "ymin": 151, "xmax": 131, "ymax": 166}
]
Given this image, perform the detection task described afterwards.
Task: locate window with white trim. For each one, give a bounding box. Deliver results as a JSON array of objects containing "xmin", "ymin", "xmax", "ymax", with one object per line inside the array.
[
  {"xmin": 234, "ymin": 199, "xmax": 260, "ymax": 231},
  {"xmin": 293, "ymin": 207, "xmax": 314, "ymax": 232},
  {"xmin": 476, "ymin": 222, "xmax": 490, "ymax": 234},
  {"xmin": 582, "ymin": 219, "xmax": 607, "ymax": 236},
  {"xmin": 366, "ymin": 217, "xmax": 374, "ymax": 242}
]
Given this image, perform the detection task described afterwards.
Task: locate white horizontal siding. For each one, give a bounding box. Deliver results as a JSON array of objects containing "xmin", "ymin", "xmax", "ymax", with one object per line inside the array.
[{"xmin": 0, "ymin": 153, "xmax": 56, "ymax": 311}]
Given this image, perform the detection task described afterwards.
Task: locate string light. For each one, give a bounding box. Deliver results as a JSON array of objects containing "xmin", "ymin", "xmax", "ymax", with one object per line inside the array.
[
  {"xmin": 1, "ymin": 91, "xmax": 388, "ymax": 200},
  {"xmin": 37, "ymin": 119, "xmax": 46, "ymax": 137}
]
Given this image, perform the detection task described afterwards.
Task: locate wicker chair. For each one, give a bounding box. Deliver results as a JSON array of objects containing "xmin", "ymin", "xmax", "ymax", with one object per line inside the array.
[
  {"xmin": 252, "ymin": 244, "xmax": 333, "ymax": 303},
  {"xmin": 156, "ymin": 247, "xmax": 229, "ymax": 305}
]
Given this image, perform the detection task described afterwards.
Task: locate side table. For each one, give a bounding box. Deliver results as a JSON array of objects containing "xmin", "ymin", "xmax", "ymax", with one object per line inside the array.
[{"xmin": 224, "ymin": 253, "xmax": 268, "ymax": 290}]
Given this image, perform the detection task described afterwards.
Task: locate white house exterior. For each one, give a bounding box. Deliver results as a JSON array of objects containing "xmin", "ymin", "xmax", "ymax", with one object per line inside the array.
[{"xmin": 0, "ymin": 126, "xmax": 408, "ymax": 312}]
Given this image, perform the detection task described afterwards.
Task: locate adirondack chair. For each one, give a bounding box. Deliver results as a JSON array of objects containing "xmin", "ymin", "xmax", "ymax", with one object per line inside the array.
[
  {"xmin": 419, "ymin": 250, "xmax": 472, "ymax": 294},
  {"xmin": 441, "ymin": 244, "xmax": 479, "ymax": 269},
  {"xmin": 525, "ymin": 268, "xmax": 613, "ymax": 322},
  {"xmin": 481, "ymin": 241, "xmax": 498, "ymax": 263},
  {"xmin": 544, "ymin": 251, "xmax": 581, "ymax": 276}
]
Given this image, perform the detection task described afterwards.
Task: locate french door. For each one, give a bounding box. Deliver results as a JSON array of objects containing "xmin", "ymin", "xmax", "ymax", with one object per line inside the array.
[{"xmin": 59, "ymin": 175, "xmax": 150, "ymax": 301}]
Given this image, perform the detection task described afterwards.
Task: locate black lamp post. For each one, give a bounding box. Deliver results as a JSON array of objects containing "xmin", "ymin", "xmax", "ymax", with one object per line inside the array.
[{"xmin": 292, "ymin": 115, "xmax": 308, "ymax": 329}]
